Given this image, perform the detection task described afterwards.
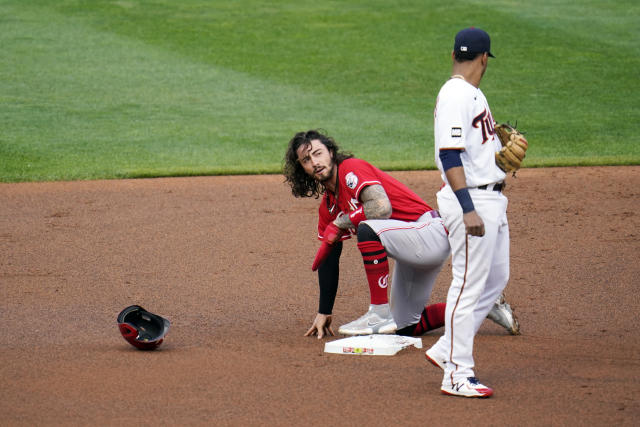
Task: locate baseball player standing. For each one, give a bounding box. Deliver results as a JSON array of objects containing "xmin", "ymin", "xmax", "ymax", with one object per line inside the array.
[
  {"xmin": 425, "ymin": 28, "xmax": 513, "ymax": 398},
  {"xmin": 283, "ymin": 130, "xmax": 519, "ymax": 340}
]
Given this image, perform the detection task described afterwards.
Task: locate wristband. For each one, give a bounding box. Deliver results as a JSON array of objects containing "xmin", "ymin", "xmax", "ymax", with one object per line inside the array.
[
  {"xmin": 348, "ymin": 207, "xmax": 367, "ymax": 228},
  {"xmin": 453, "ymin": 187, "xmax": 475, "ymax": 213}
]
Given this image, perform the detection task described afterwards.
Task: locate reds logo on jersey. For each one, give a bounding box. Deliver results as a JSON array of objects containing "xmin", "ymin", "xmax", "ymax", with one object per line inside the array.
[{"xmin": 472, "ymin": 108, "xmax": 495, "ymax": 144}]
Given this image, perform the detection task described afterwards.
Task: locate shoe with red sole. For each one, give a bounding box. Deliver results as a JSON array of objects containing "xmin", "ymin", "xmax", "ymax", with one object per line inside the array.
[{"xmin": 441, "ymin": 377, "xmax": 493, "ymax": 398}]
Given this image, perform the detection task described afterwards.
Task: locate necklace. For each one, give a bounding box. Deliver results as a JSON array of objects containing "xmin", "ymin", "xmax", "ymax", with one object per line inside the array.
[{"xmin": 450, "ymin": 74, "xmax": 466, "ymax": 81}]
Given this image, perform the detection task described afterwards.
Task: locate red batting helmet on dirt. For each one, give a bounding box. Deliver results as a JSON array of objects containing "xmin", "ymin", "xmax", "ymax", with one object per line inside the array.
[{"xmin": 117, "ymin": 305, "xmax": 170, "ymax": 350}]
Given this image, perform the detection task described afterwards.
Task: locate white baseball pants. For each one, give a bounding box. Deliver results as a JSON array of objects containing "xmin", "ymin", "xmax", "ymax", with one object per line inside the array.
[
  {"xmin": 363, "ymin": 212, "xmax": 450, "ymax": 329},
  {"xmin": 431, "ymin": 185, "xmax": 510, "ymax": 385}
]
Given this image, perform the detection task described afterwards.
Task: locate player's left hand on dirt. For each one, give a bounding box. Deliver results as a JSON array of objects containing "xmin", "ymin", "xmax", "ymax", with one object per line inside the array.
[
  {"xmin": 304, "ymin": 313, "xmax": 334, "ymax": 339},
  {"xmin": 494, "ymin": 123, "xmax": 528, "ymax": 174}
]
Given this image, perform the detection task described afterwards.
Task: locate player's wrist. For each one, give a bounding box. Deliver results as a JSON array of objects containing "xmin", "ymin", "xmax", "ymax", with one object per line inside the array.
[
  {"xmin": 348, "ymin": 207, "xmax": 367, "ymax": 228},
  {"xmin": 333, "ymin": 212, "xmax": 352, "ymax": 230},
  {"xmin": 454, "ymin": 187, "xmax": 475, "ymax": 213},
  {"xmin": 322, "ymin": 222, "xmax": 343, "ymax": 244}
]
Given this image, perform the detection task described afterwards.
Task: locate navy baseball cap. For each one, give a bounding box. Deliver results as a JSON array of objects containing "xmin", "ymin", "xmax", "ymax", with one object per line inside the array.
[{"xmin": 454, "ymin": 27, "xmax": 495, "ymax": 58}]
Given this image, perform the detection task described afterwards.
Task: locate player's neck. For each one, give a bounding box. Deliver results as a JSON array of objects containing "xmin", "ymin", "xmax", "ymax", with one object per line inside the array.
[
  {"xmin": 451, "ymin": 62, "xmax": 484, "ymax": 87},
  {"xmin": 450, "ymin": 72, "xmax": 481, "ymax": 88}
]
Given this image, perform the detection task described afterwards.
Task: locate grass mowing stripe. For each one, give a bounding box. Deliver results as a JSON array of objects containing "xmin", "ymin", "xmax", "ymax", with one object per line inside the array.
[
  {"xmin": 46, "ymin": 0, "xmax": 640, "ymax": 153},
  {"xmin": 0, "ymin": 2, "xmax": 431, "ymax": 182},
  {"xmin": 1, "ymin": 0, "xmax": 638, "ymax": 182}
]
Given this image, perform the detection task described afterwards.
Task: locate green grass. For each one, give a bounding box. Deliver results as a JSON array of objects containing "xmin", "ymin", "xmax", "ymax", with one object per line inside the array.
[{"xmin": 1, "ymin": 0, "xmax": 638, "ymax": 182}]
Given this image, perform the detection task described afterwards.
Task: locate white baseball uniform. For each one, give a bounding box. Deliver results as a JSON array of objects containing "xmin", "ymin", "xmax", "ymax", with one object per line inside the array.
[{"xmin": 429, "ymin": 77, "xmax": 510, "ymax": 385}]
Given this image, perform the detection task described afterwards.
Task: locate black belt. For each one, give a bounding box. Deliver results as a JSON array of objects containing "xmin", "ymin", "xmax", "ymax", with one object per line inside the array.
[{"xmin": 476, "ymin": 182, "xmax": 504, "ymax": 192}]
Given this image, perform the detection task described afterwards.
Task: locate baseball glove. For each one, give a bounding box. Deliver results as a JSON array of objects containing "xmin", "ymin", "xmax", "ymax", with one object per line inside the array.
[{"xmin": 494, "ymin": 123, "xmax": 528, "ymax": 174}]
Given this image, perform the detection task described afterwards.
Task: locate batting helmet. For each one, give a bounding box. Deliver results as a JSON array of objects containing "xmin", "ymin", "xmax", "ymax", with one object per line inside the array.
[{"xmin": 117, "ymin": 305, "xmax": 170, "ymax": 350}]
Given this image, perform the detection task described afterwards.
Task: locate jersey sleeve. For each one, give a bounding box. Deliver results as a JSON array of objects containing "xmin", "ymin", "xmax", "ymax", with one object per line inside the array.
[
  {"xmin": 435, "ymin": 82, "xmax": 471, "ymax": 151},
  {"xmin": 339, "ymin": 158, "xmax": 382, "ymax": 201}
]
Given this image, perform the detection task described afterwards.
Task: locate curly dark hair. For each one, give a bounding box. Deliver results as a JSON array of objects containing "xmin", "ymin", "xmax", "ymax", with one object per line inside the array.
[{"xmin": 283, "ymin": 129, "xmax": 353, "ymax": 198}]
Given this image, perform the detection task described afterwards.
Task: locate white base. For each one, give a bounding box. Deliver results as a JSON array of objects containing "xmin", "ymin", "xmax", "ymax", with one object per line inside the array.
[{"xmin": 323, "ymin": 334, "xmax": 423, "ymax": 356}]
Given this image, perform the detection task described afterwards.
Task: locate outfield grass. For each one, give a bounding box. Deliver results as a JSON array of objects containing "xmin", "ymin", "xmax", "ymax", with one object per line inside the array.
[{"xmin": 1, "ymin": 0, "xmax": 638, "ymax": 182}]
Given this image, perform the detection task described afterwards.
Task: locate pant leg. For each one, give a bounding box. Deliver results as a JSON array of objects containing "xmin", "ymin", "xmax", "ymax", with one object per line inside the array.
[
  {"xmin": 473, "ymin": 204, "xmax": 510, "ymax": 334},
  {"xmin": 435, "ymin": 188, "xmax": 502, "ymax": 384},
  {"xmin": 364, "ymin": 216, "xmax": 450, "ymax": 329},
  {"xmin": 389, "ymin": 262, "xmax": 442, "ymax": 329}
]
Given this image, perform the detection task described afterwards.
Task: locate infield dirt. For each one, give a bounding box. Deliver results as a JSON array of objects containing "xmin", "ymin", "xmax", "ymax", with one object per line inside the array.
[{"xmin": 1, "ymin": 166, "xmax": 639, "ymax": 426}]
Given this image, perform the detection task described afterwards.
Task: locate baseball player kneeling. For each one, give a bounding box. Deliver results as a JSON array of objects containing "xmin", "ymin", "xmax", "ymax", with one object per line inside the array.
[{"xmin": 283, "ymin": 130, "xmax": 519, "ymax": 342}]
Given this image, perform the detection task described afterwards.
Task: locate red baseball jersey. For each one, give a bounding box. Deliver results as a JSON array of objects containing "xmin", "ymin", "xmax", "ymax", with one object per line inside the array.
[{"xmin": 318, "ymin": 158, "xmax": 432, "ymax": 240}]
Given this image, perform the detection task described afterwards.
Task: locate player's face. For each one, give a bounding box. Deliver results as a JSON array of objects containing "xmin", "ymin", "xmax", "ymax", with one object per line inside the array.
[{"xmin": 296, "ymin": 139, "xmax": 335, "ymax": 183}]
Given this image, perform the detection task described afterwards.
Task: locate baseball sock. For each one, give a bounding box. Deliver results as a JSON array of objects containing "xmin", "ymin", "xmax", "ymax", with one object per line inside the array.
[
  {"xmin": 356, "ymin": 240, "xmax": 389, "ymax": 305},
  {"xmin": 396, "ymin": 303, "xmax": 446, "ymax": 336}
]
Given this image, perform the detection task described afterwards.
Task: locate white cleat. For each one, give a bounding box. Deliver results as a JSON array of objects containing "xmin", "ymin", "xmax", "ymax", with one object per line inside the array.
[
  {"xmin": 338, "ymin": 304, "xmax": 397, "ymax": 335},
  {"xmin": 425, "ymin": 347, "xmax": 447, "ymax": 370},
  {"xmin": 441, "ymin": 377, "xmax": 493, "ymax": 398},
  {"xmin": 487, "ymin": 294, "xmax": 521, "ymax": 335}
]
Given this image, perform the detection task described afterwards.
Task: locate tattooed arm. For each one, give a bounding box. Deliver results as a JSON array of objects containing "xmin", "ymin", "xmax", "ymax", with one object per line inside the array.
[
  {"xmin": 334, "ymin": 184, "xmax": 392, "ymax": 229},
  {"xmin": 360, "ymin": 184, "xmax": 393, "ymax": 219}
]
